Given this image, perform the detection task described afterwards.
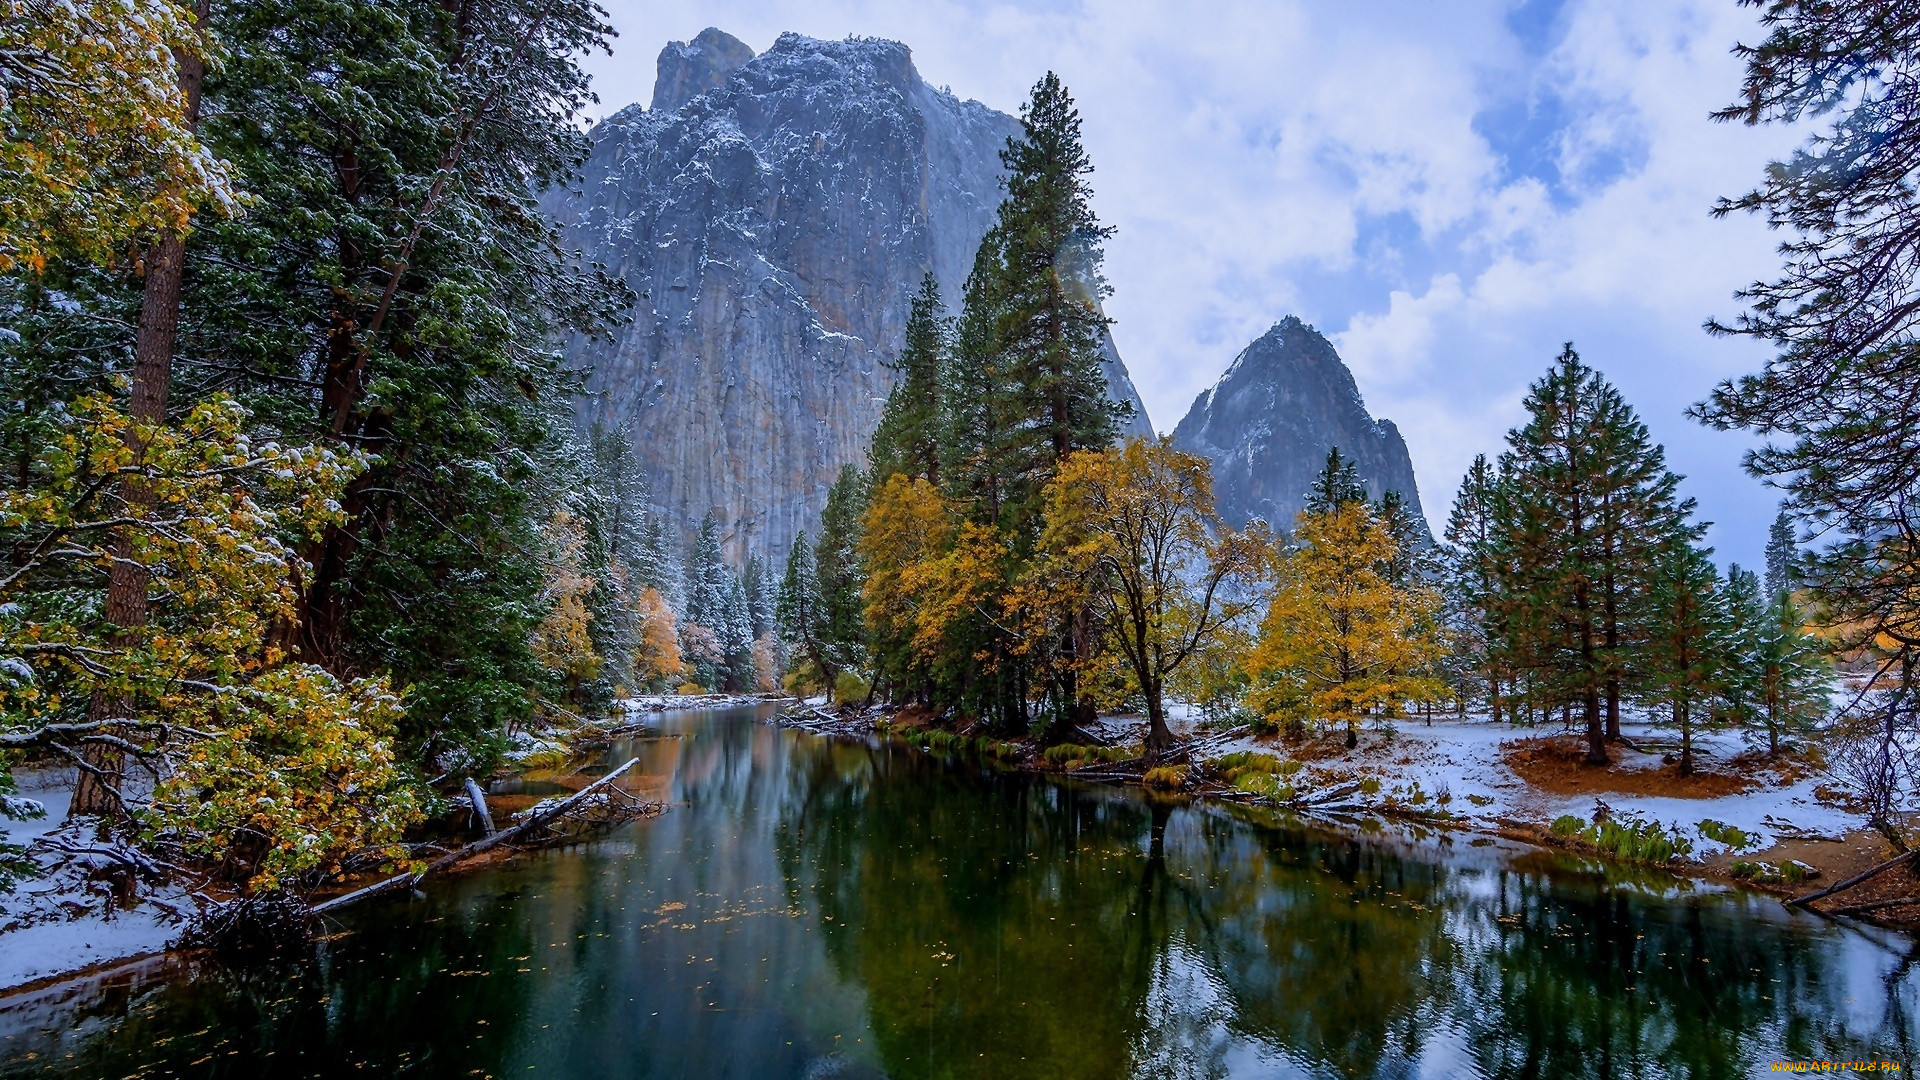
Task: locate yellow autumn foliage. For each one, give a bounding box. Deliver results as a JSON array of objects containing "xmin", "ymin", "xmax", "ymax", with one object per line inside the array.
[
  {"xmin": 1246, "ymin": 501, "xmax": 1445, "ymax": 740},
  {"xmin": 0, "ymin": 0, "xmax": 238, "ymax": 272},
  {"xmin": 0, "ymin": 394, "xmax": 420, "ymax": 889}
]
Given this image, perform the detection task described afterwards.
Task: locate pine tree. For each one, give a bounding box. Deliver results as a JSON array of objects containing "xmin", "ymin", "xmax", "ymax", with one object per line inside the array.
[
  {"xmin": 815, "ymin": 465, "xmax": 870, "ymax": 681},
  {"xmin": 870, "ymin": 273, "xmax": 947, "ymax": 486},
  {"xmin": 1695, "ymin": 4, "xmax": 1920, "ymax": 842},
  {"xmin": 990, "ymin": 72, "xmax": 1127, "ymax": 508},
  {"xmin": 1495, "ymin": 345, "xmax": 1698, "ymax": 763},
  {"xmin": 744, "ymin": 555, "xmax": 776, "ymax": 640},
  {"xmin": 1751, "ymin": 590, "xmax": 1832, "ymax": 758},
  {"xmin": 683, "ymin": 513, "xmax": 736, "ymax": 690},
  {"xmin": 1764, "ymin": 510, "xmax": 1798, "ymax": 600},
  {"xmin": 718, "ymin": 575, "xmax": 755, "ymax": 692},
  {"xmin": 1643, "ymin": 541, "xmax": 1728, "ymax": 776},
  {"xmin": 1306, "ymin": 447, "xmax": 1368, "ymax": 517},
  {"xmin": 777, "ymin": 533, "xmax": 828, "ymax": 690},
  {"xmin": 1444, "ymin": 455, "xmax": 1504, "ymax": 719}
]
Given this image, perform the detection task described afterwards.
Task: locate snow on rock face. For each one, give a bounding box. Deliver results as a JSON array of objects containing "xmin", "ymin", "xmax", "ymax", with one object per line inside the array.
[
  {"xmin": 1171, "ymin": 316, "xmax": 1425, "ymax": 532},
  {"xmin": 549, "ymin": 30, "xmax": 1152, "ymax": 561},
  {"xmin": 652, "ymin": 28, "xmax": 756, "ymax": 113}
]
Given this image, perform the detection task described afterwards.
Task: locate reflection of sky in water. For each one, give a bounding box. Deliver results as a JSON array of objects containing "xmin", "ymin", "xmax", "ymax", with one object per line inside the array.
[{"xmin": 1, "ymin": 705, "xmax": 1913, "ymax": 1079}]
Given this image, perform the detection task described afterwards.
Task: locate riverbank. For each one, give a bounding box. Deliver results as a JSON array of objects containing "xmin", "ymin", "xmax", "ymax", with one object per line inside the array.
[
  {"xmin": 773, "ymin": 699, "xmax": 1910, "ymax": 928},
  {"xmin": 0, "ymin": 695, "xmax": 768, "ymax": 993}
]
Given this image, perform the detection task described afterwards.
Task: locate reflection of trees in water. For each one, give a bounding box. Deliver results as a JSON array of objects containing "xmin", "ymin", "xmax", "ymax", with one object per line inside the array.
[
  {"xmin": 1160, "ymin": 810, "xmax": 1917, "ymax": 1077},
  {"xmin": 780, "ymin": 749, "xmax": 1171, "ymax": 1079},
  {"xmin": 784, "ymin": 749, "xmax": 1920, "ymax": 1079},
  {"xmin": 11, "ymin": 712, "xmax": 1917, "ymax": 1078}
]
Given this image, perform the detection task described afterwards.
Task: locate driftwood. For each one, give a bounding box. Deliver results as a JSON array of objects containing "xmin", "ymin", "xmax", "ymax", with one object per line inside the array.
[
  {"xmin": 1784, "ymin": 848, "xmax": 1919, "ymax": 909},
  {"xmin": 313, "ymin": 757, "xmax": 644, "ymax": 915},
  {"xmin": 463, "ymin": 777, "xmax": 495, "ymax": 836}
]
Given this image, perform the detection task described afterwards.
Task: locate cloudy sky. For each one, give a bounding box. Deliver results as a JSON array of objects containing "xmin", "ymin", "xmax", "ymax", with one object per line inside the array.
[{"xmin": 584, "ymin": 0, "xmax": 1803, "ymax": 570}]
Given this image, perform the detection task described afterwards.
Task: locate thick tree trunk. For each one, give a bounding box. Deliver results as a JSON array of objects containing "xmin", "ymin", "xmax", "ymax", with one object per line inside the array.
[
  {"xmin": 1144, "ymin": 693, "xmax": 1170, "ymax": 754},
  {"xmin": 1583, "ymin": 687, "xmax": 1608, "ymax": 766},
  {"xmin": 71, "ymin": 23, "xmax": 207, "ymax": 819}
]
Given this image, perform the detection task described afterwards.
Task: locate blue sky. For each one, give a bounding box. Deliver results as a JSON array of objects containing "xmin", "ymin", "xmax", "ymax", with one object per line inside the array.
[{"xmin": 585, "ymin": 0, "xmax": 1804, "ymax": 571}]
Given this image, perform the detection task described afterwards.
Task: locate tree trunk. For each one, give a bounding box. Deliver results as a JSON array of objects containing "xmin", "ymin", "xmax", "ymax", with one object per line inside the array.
[
  {"xmin": 1677, "ymin": 700, "xmax": 1694, "ymax": 776},
  {"xmin": 72, "ymin": 20, "xmax": 208, "ymax": 819},
  {"xmin": 1144, "ymin": 692, "xmax": 1171, "ymax": 754},
  {"xmin": 1583, "ymin": 687, "xmax": 1608, "ymax": 765}
]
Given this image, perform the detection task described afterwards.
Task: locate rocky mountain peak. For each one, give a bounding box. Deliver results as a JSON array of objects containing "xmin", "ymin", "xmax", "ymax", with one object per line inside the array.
[
  {"xmin": 651, "ymin": 27, "xmax": 755, "ymax": 113},
  {"xmin": 553, "ymin": 30, "xmax": 1153, "ymax": 562},
  {"xmin": 1172, "ymin": 317, "xmax": 1425, "ymax": 532}
]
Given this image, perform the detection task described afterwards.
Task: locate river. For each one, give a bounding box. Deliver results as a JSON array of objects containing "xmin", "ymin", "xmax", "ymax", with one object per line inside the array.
[{"xmin": 0, "ymin": 704, "xmax": 1912, "ymax": 1077}]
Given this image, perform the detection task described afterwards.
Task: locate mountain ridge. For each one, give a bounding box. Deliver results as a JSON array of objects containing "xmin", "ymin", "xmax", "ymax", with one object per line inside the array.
[{"xmin": 549, "ymin": 29, "xmax": 1150, "ymax": 560}]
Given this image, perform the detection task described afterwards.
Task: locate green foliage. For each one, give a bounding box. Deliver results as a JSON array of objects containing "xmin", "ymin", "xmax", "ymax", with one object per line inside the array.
[
  {"xmin": 831, "ymin": 669, "xmax": 871, "ymax": 708},
  {"xmin": 1554, "ymin": 814, "xmax": 1694, "ymax": 864},
  {"xmin": 1697, "ymin": 819, "xmax": 1756, "ymax": 851}
]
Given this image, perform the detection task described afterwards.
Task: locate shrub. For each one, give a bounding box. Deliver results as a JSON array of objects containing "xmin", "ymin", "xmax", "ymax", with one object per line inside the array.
[
  {"xmin": 926, "ymin": 730, "xmax": 968, "ymax": 752},
  {"xmin": 832, "ymin": 671, "xmax": 870, "ymax": 706},
  {"xmin": 1554, "ymin": 814, "xmax": 1694, "ymax": 863},
  {"xmin": 1043, "ymin": 744, "xmax": 1089, "ymax": 766},
  {"xmin": 1697, "ymin": 819, "xmax": 1756, "ymax": 851},
  {"xmin": 1143, "ymin": 765, "xmax": 1189, "ymax": 791},
  {"xmin": 676, "ymin": 682, "xmax": 707, "ymax": 696},
  {"xmin": 1233, "ymin": 772, "xmax": 1292, "ymax": 800}
]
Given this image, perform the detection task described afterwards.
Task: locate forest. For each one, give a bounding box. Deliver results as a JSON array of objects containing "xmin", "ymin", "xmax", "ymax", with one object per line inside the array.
[{"xmin": 0, "ymin": 0, "xmax": 1916, "ymax": 911}]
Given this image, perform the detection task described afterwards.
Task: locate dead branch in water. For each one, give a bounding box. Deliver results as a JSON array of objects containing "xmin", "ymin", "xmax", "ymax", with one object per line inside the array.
[
  {"xmin": 1784, "ymin": 848, "xmax": 1918, "ymax": 909},
  {"xmin": 312, "ymin": 757, "xmax": 648, "ymax": 915}
]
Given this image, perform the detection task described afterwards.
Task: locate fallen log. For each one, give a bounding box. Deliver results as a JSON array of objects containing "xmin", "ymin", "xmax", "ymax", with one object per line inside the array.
[
  {"xmin": 313, "ymin": 757, "xmax": 644, "ymax": 915},
  {"xmin": 1784, "ymin": 848, "xmax": 1919, "ymax": 909}
]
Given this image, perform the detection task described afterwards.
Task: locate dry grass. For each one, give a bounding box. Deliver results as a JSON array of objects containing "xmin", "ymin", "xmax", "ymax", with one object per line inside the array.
[{"xmin": 1500, "ymin": 736, "xmax": 1756, "ymax": 798}]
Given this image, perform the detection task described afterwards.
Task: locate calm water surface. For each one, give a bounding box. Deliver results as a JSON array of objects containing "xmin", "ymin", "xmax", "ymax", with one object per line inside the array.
[{"xmin": 0, "ymin": 705, "xmax": 1913, "ymax": 1078}]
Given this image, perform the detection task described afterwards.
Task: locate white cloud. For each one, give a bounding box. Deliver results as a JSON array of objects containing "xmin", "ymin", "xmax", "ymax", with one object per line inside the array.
[{"xmin": 586, "ymin": 0, "xmax": 1808, "ymax": 568}]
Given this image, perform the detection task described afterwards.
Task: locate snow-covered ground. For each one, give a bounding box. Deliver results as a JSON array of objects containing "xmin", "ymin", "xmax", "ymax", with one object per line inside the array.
[
  {"xmin": 0, "ymin": 770, "xmax": 186, "ymax": 991},
  {"xmin": 1183, "ymin": 714, "xmax": 1863, "ymax": 860}
]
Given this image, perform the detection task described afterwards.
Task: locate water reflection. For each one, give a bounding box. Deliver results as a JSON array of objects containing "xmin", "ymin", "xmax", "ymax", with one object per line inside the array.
[{"xmin": 0, "ymin": 706, "xmax": 1910, "ymax": 1078}]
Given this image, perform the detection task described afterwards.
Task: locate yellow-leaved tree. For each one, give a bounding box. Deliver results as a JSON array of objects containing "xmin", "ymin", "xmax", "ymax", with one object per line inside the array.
[
  {"xmin": 1039, "ymin": 438, "xmax": 1266, "ymax": 751},
  {"xmin": 860, "ymin": 474, "xmax": 958, "ymax": 703},
  {"xmin": 530, "ymin": 507, "xmax": 602, "ymax": 704},
  {"xmin": 1247, "ymin": 497, "xmax": 1445, "ymax": 747},
  {"xmin": 0, "ymin": 0, "xmax": 237, "ymax": 272},
  {"xmin": 630, "ymin": 586, "xmax": 684, "ymax": 692},
  {"xmin": 0, "ymin": 395, "xmax": 419, "ymax": 891}
]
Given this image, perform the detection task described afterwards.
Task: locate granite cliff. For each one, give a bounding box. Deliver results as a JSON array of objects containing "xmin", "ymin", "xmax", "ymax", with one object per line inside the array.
[
  {"xmin": 1172, "ymin": 317, "xmax": 1425, "ymax": 532},
  {"xmin": 549, "ymin": 29, "xmax": 1151, "ymax": 560}
]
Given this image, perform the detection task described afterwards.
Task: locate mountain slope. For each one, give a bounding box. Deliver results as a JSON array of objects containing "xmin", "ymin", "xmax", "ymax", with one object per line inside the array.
[
  {"xmin": 548, "ymin": 29, "xmax": 1150, "ymax": 560},
  {"xmin": 1172, "ymin": 317, "xmax": 1424, "ymax": 531}
]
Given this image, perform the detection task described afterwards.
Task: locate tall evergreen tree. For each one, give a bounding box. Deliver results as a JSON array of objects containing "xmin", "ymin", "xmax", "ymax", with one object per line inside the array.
[
  {"xmin": 989, "ymin": 72, "xmax": 1127, "ymax": 515},
  {"xmin": 1495, "ymin": 345, "xmax": 1698, "ymax": 764},
  {"xmin": 744, "ymin": 555, "xmax": 776, "ymax": 641},
  {"xmin": 815, "ymin": 465, "xmax": 870, "ymax": 680},
  {"xmin": 1763, "ymin": 510, "xmax": 1798, "ymax": 600},
  {"xmin": 870, "ymin": 273, "xmax": 947, "ymax": 486},
  {"xmin": 1643, "ymin": 541, "xmax": 1728, "ymax": 776},
  {"xmin": 1696, "ymin": 2, "xmax": 1920, "ymax": 842},
  {"xmin": 1305, "ymin": 447, "xmax": 1368, "ymax": 517},
  {"xmin": 776, "ymin": 533, "xmax": 828, "ymax": 688},
  {"xmin": 683, "ymin": 512, "xmax": 735, "ymax": 689},
  {"xmin": 1444, "ymin": 455, "xmax": 1506, "ymax": 719}
]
